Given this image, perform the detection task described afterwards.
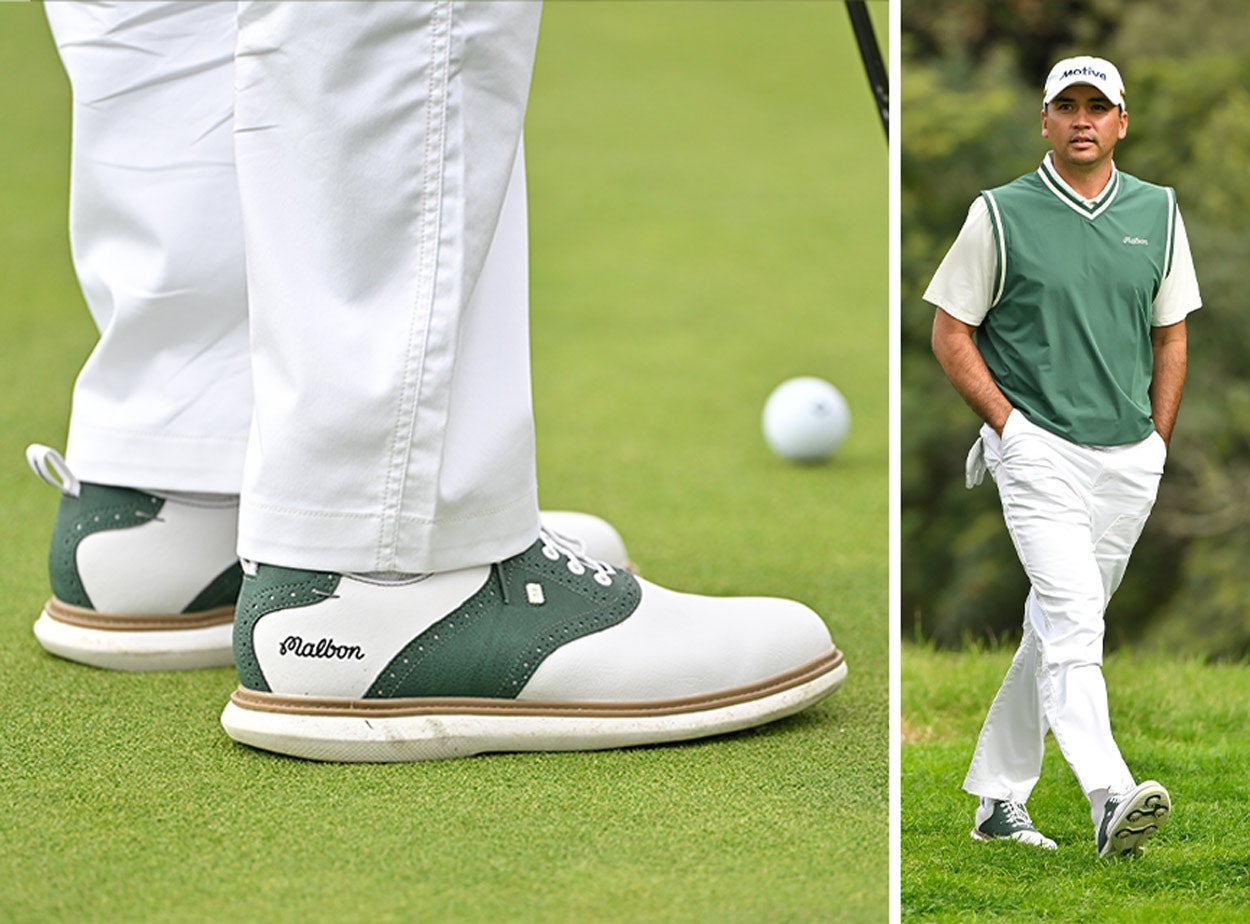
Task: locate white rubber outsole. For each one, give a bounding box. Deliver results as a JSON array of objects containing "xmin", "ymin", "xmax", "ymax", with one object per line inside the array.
[
  {"xmin": 221, "ymin": 655, "xmax": 847, "ymax": 762},
  {"xmin": 970, "ymin": 828, "xmax": 1057, "ymax": 850},
  {"xmin": 33, "ymin": 611, "xmax": 234, "ymax": 672},
  {"xmin": 1098, "ymin": 781, "xmax": 1171, "ymax": 858}
]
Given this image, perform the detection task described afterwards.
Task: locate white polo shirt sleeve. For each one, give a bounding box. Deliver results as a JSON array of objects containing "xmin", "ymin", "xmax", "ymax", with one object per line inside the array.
[
  {"xmin": 922, "ymin": 197, "xmax": 995, "ymax": 327},
  {"xmin": 1153, "ymin": 207, "xmax": 1202, "ymax": 326}
]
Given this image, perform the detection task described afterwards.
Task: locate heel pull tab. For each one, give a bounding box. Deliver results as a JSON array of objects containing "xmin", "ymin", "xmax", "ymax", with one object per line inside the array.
[{"xmin": 26, "ymin": 444, "xmax": 81, "ymax": 498}]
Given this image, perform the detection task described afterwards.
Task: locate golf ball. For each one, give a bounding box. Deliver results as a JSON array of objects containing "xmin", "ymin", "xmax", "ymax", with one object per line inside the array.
[{"xmin": 762, "ymin": 377, "xmax": 850, "ymax": 463}]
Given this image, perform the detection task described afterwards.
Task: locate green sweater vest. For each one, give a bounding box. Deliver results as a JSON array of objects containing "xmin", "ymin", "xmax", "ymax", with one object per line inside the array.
[{"xmin": 980, "ymin": 167, "xmax": 1177, "ymax": 446}]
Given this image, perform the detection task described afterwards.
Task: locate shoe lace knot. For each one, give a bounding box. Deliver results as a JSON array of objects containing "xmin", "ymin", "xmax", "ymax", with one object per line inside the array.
[{"xmin": 539, "ymin": 526, "xmax": 616, "ymax": 587}]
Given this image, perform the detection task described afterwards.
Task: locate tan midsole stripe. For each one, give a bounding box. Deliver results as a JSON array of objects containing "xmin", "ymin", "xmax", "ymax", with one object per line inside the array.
[
  {"xmin": 230, "ymin": 648, "xmax": 844, "ymax": 719},
  {"xmin": 45, "ymin": 597, "xmax": 234, "ymax": 632}
]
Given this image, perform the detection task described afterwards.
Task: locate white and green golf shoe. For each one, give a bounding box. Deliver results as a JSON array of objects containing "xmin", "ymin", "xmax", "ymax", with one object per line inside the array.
[
  {"xmin": 971, "ymin": 798, "xmax": 1057, "ymax": 850},
  {"xmin": 221, "ymin": 530, "xmax": 846, "ymax": 762},
  {"xmin": 27, "ymin": 445, "xmax": 242, "ymax": 671},
  {"xmin": 1096, "ymin": 781, "xmax": 1171, "ymax": 858}
]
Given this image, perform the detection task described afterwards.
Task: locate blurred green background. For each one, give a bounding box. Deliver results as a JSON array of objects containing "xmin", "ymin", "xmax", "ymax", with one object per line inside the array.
[
  {"xmin": 0, "ymin": 3, "xmax": 887, "ymax": 921},
  {"xmin": 902, "ymin": 7, "xmax": 1250, "ymax": 919},
  {"xmin": 902, "ymin": 0, "xmax": 1250, "ymax": 658}
]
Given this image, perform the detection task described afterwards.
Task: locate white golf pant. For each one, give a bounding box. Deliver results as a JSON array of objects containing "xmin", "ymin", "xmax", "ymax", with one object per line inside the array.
[
  {"xmin": 963, "ymin": 410, "xmax": 1165, "ymax": 802},
  {"xmin": 46, "ymin": 1, "xmax": 543, "ymax": 573}
]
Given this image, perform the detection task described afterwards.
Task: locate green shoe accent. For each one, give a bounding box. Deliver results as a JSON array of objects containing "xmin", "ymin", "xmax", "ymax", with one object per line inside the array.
[
  {"xmin": 233, "ymin": 565, "xmax": 342, "ymax": 693},
  {"xmin": 972, "ymin": 799, "xmax": 1056, "ymax": 849},
  {"xmin": 183, "ymin": 562, "xmax": 244, "ymax": 613},
  {"xmin": 366, "ymin": 543, "xmax": 642, "ymax": 699},
  {"xmin": 49, "ymin": 484, "xmax": 165, "ymax": 608},
  {"xmin": 976, "ymin": 800, "xmax": 1037, "ymax": 838}
]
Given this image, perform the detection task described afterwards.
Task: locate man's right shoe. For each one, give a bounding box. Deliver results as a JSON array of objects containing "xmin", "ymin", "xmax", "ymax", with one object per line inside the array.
[
  {"xmin": 1096, "ymin": 781, "xmax": 1171, "ymax": 858},
  {"xmin": 221, "ymin": 529, "xmax": 846, "ymax": 762},
  {"xmin": 971, "ymin": 798, "xmax": 1057, "ymax": 849}
]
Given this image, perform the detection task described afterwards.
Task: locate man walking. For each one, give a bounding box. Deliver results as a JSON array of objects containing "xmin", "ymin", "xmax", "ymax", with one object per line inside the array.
[{"xmin": 926, "ymin": 56, "xmax": 1200, "ymax": 856}]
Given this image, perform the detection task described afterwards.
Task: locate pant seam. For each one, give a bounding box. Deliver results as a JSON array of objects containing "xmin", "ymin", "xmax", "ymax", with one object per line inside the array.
[{"xmin": 378, "ymin": 1, "xmax": 455, "ymax": 570}]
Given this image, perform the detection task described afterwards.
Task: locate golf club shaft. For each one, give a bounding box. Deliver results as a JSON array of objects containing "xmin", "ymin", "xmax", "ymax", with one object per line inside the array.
[{"xmin": 845, "ymin": 1, "xmax": 888, "ymax": 139}]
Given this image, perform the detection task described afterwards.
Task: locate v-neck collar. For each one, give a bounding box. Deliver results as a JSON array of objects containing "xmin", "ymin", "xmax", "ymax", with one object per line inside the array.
[{"xmin": 1036, "ymin": 152, "xmax": 1120, "ymax": 219}]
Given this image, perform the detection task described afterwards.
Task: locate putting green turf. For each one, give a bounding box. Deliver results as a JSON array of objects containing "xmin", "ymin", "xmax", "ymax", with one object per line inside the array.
[{"xmin": 0, "ymin": 3, "xmax": 887, "ymax": 921}]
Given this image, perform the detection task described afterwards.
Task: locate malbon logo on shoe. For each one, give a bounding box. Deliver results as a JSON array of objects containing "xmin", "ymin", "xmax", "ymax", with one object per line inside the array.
[{"xmin": 279, "ymin": 636, "xmax": 365, "ymax": 660}]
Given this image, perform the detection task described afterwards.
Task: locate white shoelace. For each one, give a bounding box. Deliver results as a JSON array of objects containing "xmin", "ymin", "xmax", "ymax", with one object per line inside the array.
[
  {"xmin": 26, "ymin": 444, "xmax": 81, "ymax": 497},
  {"xmin": 538, "ymin": 526, "xmax": 617, "ymax": 587},
  {"xmin": 1001, "ymin": 801, "xmax": 1033, "ymax": 829}
]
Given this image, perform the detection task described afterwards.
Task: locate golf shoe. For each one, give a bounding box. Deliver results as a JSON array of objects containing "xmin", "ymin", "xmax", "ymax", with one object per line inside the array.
[
  {"xmin": 27, "ymin": 444, "xmax": 242, "ymax": 670},
  {"xmin": 971, "ymin": 798, "xmax": 1057, "ymax": 849},
  {"xmin": 1096, "ymin": 780, "xmax": 1171, "ymax": 857},
  {"xmin": 222, "ymin": 528, "xmax": 846, "ymax": 761}
]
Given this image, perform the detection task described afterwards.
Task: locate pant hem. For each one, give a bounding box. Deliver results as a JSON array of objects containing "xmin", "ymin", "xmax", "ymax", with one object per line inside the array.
[{"xmin": 237, "ymin": 489, "xmax": 540, "ymax": 573}]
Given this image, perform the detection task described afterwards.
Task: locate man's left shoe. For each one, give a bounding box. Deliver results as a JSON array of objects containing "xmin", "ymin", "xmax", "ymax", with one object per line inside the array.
[
  {"xmin": 1096, "ymin": 780, "xmax": 1171, "ymax": 857},
  {"xmin": 220, "ymin": 529, "xmax": 845, "ymax": 762}
]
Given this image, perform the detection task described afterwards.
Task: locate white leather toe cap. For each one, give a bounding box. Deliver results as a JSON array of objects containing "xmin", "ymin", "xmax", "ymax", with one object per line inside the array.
[{"xmin": 519, "ymin": 578, "xmax": 834, "ymax": 702}]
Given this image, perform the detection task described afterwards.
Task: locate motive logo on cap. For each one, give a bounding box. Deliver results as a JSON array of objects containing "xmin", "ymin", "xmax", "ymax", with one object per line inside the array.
[
  {"xmin": 1043, "ymin": 55, "xmax": 1126, "ymax": 110},
  {"xmin": 1061, "ymin": 64, "xmax": 1108, "ymax": 83}
]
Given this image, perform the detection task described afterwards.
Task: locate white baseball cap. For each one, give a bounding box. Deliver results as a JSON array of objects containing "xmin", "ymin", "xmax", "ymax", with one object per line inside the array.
[{"xmin": 1042, "ymin": 56, "xmax": 1126, "ymax": 110}]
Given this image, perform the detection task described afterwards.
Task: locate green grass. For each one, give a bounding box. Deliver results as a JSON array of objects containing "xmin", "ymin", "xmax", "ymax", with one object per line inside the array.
[
  {"xmin": 902, "ymin": 644, "xmax": 1250, "ymax": 922},
  {"xmin": 0, "ymin": 3, "xmax": 887, "ymax": 921}
]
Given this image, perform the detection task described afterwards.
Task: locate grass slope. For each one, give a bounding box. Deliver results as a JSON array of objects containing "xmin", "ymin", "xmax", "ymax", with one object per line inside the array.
[
  {"xmin": 902, "ymin": 644, "xmax": 1250, "ymax": 922},
  {"xmin": 0, "ymin": 3, "xmax": 887, "ymax": 921}
]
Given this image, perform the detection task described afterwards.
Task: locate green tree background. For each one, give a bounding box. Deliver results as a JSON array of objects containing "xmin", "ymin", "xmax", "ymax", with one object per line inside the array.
[{"xmin": 902, "ymin": 0, "xmax": 1250, "ymax": 658}]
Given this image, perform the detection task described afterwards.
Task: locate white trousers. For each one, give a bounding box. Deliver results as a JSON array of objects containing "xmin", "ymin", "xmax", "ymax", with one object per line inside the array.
[
  {"xmin": 963, "ymin": 410, "xmax": 1166, "ymax": 802},
  {"xmin": 46, "ymin": 1, "xmax": 543, "ymax": 573}
]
